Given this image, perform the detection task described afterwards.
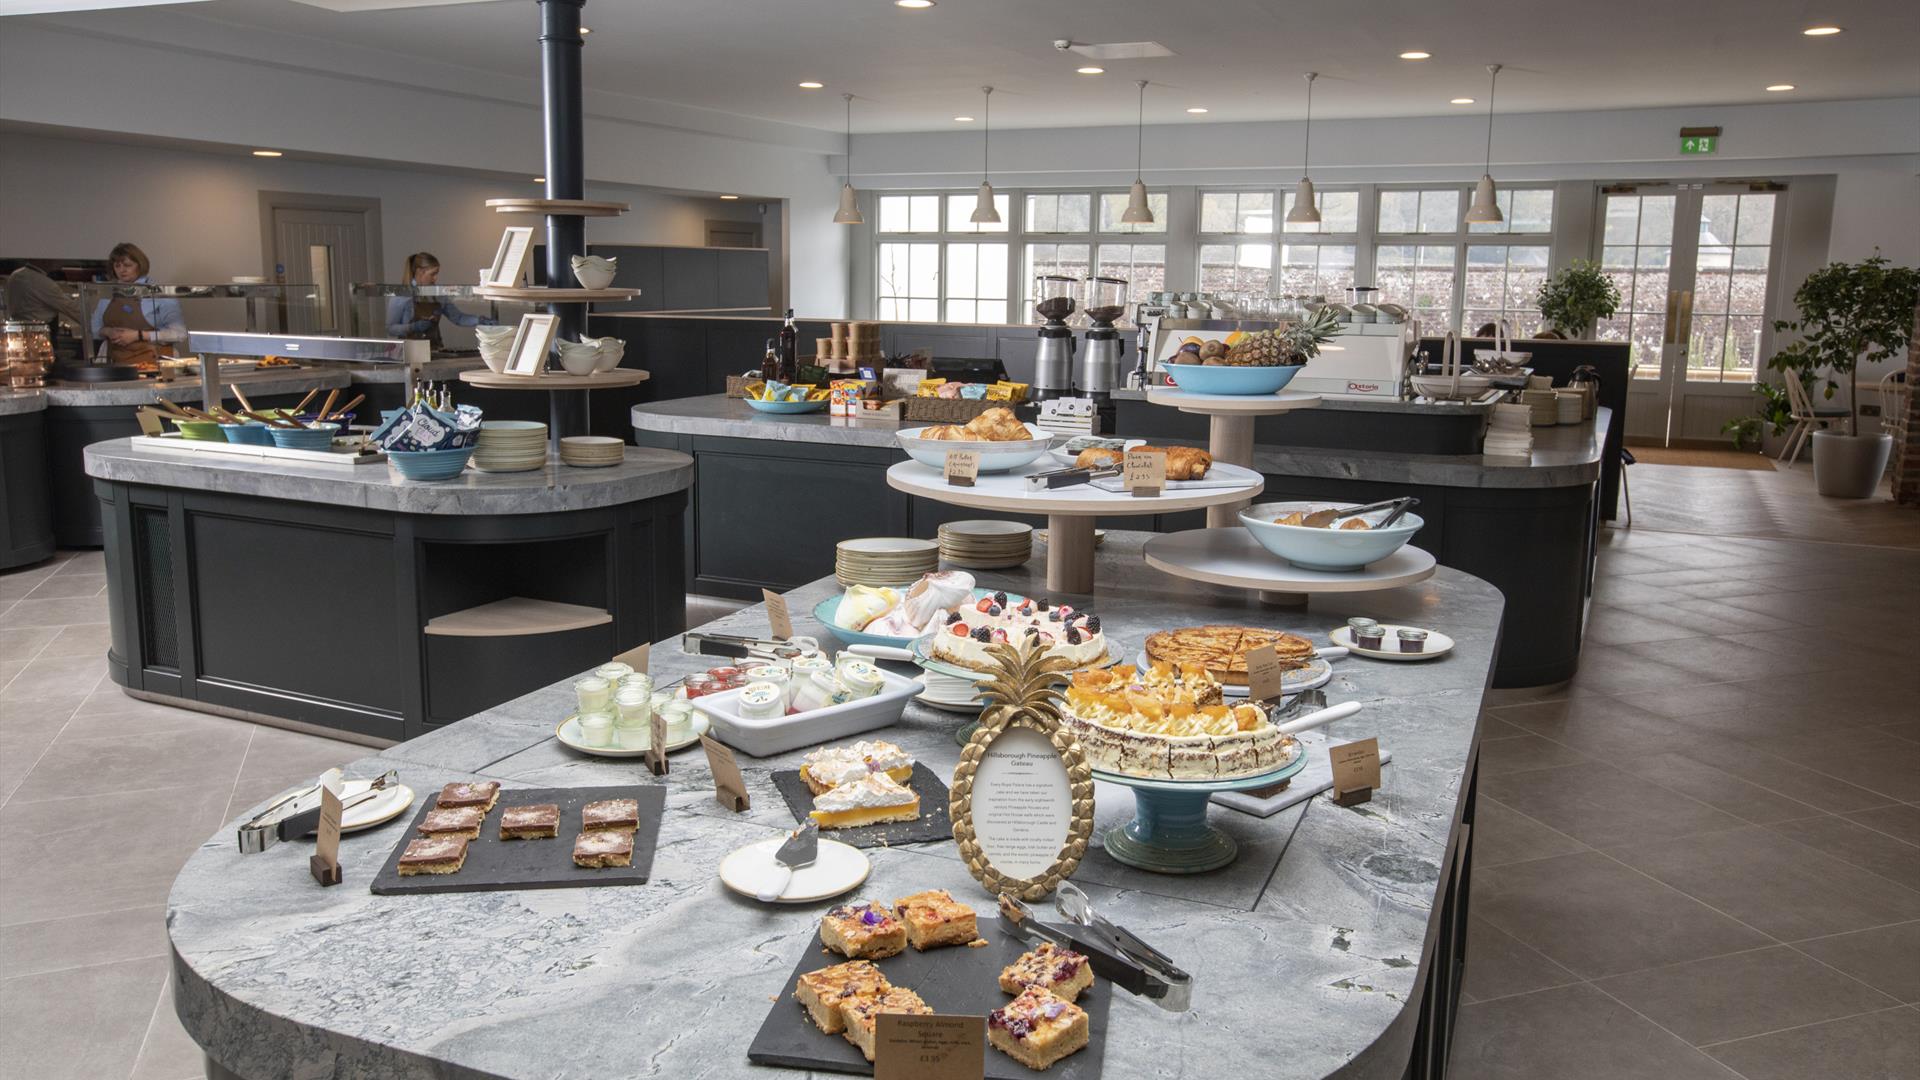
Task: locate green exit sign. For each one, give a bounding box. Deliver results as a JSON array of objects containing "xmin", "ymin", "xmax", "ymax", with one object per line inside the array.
[{"xmin": 1680, "ymin": 134, "xmax": 1718, "ymax": 155}]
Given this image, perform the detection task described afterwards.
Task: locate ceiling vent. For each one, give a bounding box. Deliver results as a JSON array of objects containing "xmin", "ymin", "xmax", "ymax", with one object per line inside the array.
[{"xmin": 1061, "ymin": 40, "xmax": 1176, "ymax": 61}]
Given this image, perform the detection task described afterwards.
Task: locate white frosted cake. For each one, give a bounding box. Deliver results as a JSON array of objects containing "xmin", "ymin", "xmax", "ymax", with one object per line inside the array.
[
  {"xmin": 1060, "ymin": 664, "xmax": 1300, "ymax": 780},
  {"xmin": 929, "ymin": 594, "xmax": 1110, "ymax": 672}
]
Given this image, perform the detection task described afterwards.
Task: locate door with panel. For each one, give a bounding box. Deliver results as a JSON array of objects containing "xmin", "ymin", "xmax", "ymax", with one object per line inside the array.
[{"xmin": 271, "ymin": 206, "xmax": 372, "ymax": 336}]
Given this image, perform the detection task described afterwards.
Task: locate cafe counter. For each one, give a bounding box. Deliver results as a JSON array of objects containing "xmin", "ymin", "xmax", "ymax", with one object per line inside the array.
[{"xmin": 166, "ymin": 536, "xmax": 1501, "ymax": 1080}]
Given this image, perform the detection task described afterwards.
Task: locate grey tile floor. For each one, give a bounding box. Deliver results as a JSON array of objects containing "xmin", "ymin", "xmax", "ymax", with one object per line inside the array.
[{"xmin": 0, "ymin": 464, "xmax": 1913, "ymax": 1079}]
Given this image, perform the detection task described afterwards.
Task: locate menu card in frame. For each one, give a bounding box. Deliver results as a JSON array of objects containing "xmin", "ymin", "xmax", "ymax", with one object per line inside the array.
[{"xmin": 950, "ymin": 638, "xmax": 1093, "ymax": 900}]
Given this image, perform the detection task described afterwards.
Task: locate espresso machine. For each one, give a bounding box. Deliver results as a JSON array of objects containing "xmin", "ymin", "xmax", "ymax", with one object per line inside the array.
[
  {"xmin": 1031, "ymin": 273, "xmax": 1077, "ymax": 401},
  {"xmin": 1078, "ymin": 275, "xmax": 1128, "ymax": 398}
]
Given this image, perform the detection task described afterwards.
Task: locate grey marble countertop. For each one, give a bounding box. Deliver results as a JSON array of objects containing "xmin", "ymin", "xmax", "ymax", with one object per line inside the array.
[
  {"xmin": 83, "ymin": 438, "xmax": 694, "ymax": 516},
  {"xmin": 44, "ymin": 369, "xmax": 351, "ymax": 407},
  {"xmin": 631, "ymin": 394, "xmax": 1609, "ymax": 489},
  {"xmin": 0, "ymin": 388, "xmax": 46, "ymax": 415},
  {"xmin": 1108, "ymin": 387, "xmax": 1498, "ymax": 416},
  {"xmin": 166, "ymin": 534, "xmax": 1501, "ymax": 1080}
]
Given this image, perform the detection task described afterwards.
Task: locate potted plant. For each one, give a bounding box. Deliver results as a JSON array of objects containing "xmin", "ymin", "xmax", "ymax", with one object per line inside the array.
[
  {"xmin": 1535, "ymin": 260, "xmax": 1621, "ymax": 339},
  {"xmin": 1768, "ymin": 254, "xmax": 1919, "ymax": 498},
  {"xmin": 1720, "ymin": 379, "xmax": 1799, "ymax": 451}
]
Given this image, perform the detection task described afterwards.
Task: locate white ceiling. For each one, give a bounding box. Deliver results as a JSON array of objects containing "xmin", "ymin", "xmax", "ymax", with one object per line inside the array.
[{"xmin": 69, "ymin": 0, "xmax": 1920, "ymax": 133}]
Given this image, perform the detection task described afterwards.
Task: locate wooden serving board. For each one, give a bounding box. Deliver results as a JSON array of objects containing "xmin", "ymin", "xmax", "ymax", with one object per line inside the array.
[
  {"xmin": 369, "ymin": 784, "xmax": 665, "ymax": 895},
  {"xmin": 770, "ymin": 763, "xmax": 954, "ymax": 850},
  {"xmin": 748, "ymin": 924, "xmax": 1112, "ymax": 1078}
]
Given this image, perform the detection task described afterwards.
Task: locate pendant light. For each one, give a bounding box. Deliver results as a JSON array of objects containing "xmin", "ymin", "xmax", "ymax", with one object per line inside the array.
[
  {"xmin": 833, "ymin": 93, "xmax": 864, "ymax": 225},
  {"xmin": 970, "ymin": 85, "xmax": 1002, "ymax": 224},
  {"xmin": 1465, "ymin": 64, "xmax": 1504, "ymax": 224},
  {"xmin": 1284, "ymin": 72, "xmax": 1322, "ymax": 225},
  {"xmin": 1121, "ymin": 79, "xmax": 1155, "ymax": 224}
]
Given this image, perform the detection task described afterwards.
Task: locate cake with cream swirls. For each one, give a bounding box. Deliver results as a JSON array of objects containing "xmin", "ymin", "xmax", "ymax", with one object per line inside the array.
[
  {"xmin": 927, "ymin": 592, "xmax": 1111, "ymax": 672},
  {"xmin": 1060, "ymin": 662, "xmax": 1300, "ymax": 780}
]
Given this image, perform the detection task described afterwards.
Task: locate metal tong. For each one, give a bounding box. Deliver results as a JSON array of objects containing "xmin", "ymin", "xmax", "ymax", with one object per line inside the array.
[
  {"xmin": 1301, "ymin": 496, "xmax": 1420, "ymax": 529},
  {"xmin": 680, "ymin": 630, "xmax": 822, "ymax": 662},
  {"xmin": 1024, "ymin": 464, "xmax": 1120, "ymax": 492},
  {"xmin": 999, "ymin": 884, "xmax": 1193, "ymax": 1011},
  {"xmin": 236, "ymin": 769, "xmax": 398, "ymax": 854}
]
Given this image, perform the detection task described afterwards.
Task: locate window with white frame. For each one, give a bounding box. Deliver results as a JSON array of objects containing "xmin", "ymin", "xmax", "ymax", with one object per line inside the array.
[
  {"xmin": 1197, "ymin": 190, "xmax": 1275, "ymax": 298},
  {"xmin": 1278, "ymin": 189, "xmax": 1359, "ymax": 298},
  {"xmin": 1098, "ymin": 243, "xmax": 1167, "ymax": 295},
  {"xmin": 874, "ymin": 193, "xmax": 1009, "ymax": 322},
  {"xmin": 1025, "ymin": 193, "xmax": 1091, "ymax": 234},
  {"xmin": 1373, "ymin": 186, "xmax": 1554, "ymax": 332},
  {"xmin": 1099, "ymin": 192, "xmax": 1168, "ymax": 234},
  {"xmin": 1016, "ymin": 189, "xmax": 1169, "ymax": 319},
  {"xmin": 944, "ymin": 242, "xmax": 1010, "ymax": 324},
  {"xmin": 877, "ymin": 241, "xmax": 939, "ymax": 321}
]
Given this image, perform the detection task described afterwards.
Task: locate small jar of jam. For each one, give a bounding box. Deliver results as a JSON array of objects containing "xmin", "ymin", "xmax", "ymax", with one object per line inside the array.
[
  {"xmin": 1397, "ymin": 627, "xmax": 1429, "ymax": 654},
  {"xmin": 1352, "ymin": 624, "xmax": 1387, "ymax": 650},
  {"xmin": 1346, "ymin": 617, "xmax": 1379, "ymax": 632},
  {"xmin": 683, "ymin": 673, "xmax": 721, "ymax": 699}
]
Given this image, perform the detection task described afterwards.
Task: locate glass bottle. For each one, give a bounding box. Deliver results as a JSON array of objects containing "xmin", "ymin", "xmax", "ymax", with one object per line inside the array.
[
  {"xmin": 761, "ymin": 337, "xmax": 779, "ymax": 382},
  {"xmin": 776, "ymin": 309, "xmax": 798, "ymax": 382}
]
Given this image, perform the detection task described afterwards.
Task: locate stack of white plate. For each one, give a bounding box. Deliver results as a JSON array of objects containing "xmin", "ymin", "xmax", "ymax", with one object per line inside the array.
[
  {"xmin": 472, "ymin": 421, "xmax": 548, "ymax": 472},
  {"xmin": 835, "ymin": 537, "xmax": 939, "ymax": 587},
  {"xmin": 559, "ymin": 435, "xmax": 625, "ymax": 468},
  {"xmin": 937, "ymin": 519, "xmax": 1033, "ymax": 570}
]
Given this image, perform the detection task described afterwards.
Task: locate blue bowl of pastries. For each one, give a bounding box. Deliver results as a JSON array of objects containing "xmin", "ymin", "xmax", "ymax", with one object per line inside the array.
[
  {"xmin": 1161, "ymin": 363, "xmax": 1304, "ymax": 396},
  {"xmin": 387, "ymin": 446, "xmax": 475, "ymax": 481},
  {"xmin": 266, "ymin": 423, "xmax": 339, "ymax": 451}
]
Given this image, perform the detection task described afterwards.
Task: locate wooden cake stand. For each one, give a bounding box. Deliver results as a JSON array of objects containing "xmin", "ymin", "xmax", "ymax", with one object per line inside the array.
[
  {"xmin": 885, "ymin": 460, "xmax": 1265, "ymax": 594},
  {"xmin": 1143, "ymin": 387, "xmax": 1320, "ymax": 527},
  {"xmin": 1143, "ymin": 528, "xmax": 1437, "ymax": 607}
]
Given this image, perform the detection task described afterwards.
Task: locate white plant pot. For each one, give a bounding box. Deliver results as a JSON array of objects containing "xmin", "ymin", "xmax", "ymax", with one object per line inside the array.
[{"xmin": 1811, "ymin": 431, "xmax": 1892, "ymax": 499}]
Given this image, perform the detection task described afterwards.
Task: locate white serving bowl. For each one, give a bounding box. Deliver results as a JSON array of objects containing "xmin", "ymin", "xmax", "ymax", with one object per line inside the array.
[
  {"xmin": 895, "ymin": 423, "xmax": 1054, "ymax": 473},
  {"xmin": 1238, "ymin": 500, "xmax": 1424, "ymax": 572},
  {"xmin": 570, "ymin": 254, "xmax": 617, "ymax": 291},
  {"xmin": 474, "ymin": 325, "xmax": 516, "ymax": 372},
  {"xmin": 555, "ymin": 341, "xmax": 600, "ymax": 376},
  {"xmin": 580, "ymin": 334, "xmax": 625, "ymax": 372}
]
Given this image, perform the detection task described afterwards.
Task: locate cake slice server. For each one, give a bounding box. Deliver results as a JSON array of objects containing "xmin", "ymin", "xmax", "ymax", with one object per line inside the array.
[{"xmin": 756, "ymin": 821, "xmax": 818, "ymax": 903}]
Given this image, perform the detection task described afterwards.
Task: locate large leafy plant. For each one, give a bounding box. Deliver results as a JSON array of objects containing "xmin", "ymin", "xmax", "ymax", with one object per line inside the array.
[
  {"xmin": 1768, "ymin": 254, "xmax": 1920, "ymax": 435},
  {"xmin": 1535, "ymin": 260, "xmax": 1621, "ymax": 338}
]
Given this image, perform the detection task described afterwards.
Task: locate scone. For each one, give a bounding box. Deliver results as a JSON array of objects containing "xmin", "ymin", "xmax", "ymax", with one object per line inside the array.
[
  {"xmin": 810, "ymin": 773, "xmax": 921, "ymax": 830},
  {"xmin": 794, "ymin": 960, "xmax": 887, "ymax": 1034},
  {"xmin": 840, "ymin": 985, "xmax": 933, "ymax": 1062},
  {"xmin": 988, "ymin": 986, "xmax": 1090, "ymax": 1070},
  {"xmin": 892, "ymin": 889, "xmax": 978, "ymax": 950},
  {"xmin": 998, "ymin": 942, "xmax": 1095, "ymax": 1003},
  {"xmin": 821, "ymin": 900, "xmax": 909, "ymax": 960}
]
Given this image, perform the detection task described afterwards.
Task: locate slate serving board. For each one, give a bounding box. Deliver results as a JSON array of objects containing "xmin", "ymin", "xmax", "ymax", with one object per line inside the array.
[
  {"xmin": 771, "ymin": 762, "xmax": 954, "ymax": 849},
  {"xmin": 748, "ymin": 923, "xmax": 1112, "ymax": 1078},
  {"xmin": 369, "ymin": 784, "xmax": 666, "ymax": 896}
]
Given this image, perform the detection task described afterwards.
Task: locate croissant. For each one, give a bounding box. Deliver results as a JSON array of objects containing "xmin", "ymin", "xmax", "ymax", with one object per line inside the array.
[
  {"xmin": 1131, "ymin": 445, "xmax": 1211, "ymax": 480},
  {"xmin": 961, "ymin": 407, "xmax": 1029, "ymax": 441},
  {"xmin": 1075, "ymin": 447, "xmax": 1124, "ymax": 469},
  {"xmin": 921, "ymin": 424, "xmax": 970, "ymax": 441}
]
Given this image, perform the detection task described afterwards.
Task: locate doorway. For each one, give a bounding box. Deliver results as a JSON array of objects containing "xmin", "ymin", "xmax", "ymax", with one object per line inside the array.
[
  {"xmin": 1600, "ymin": 183, "xmax": 1786, "ymax": 445},
  {"xmin": 259, "ymin": 192, "xmax": 382, "ymax": 336}
]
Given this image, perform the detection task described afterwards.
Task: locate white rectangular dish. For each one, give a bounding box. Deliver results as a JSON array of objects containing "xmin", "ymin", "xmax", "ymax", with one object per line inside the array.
[{"xmin": 688, "ymin": 664, "xmax": 921, "ymax": 757}]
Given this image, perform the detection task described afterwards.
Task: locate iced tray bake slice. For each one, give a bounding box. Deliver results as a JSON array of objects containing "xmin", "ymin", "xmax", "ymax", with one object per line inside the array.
[
  {"xmin": 989, "ymin": 985, "xmax": 1090, "ymax": 1070},
  {"xmin": 793, "ymin": 960, "xmax": 887, "ymax": 1034},
  {"xmin": 840, "ymin": 986, "xmax": 933, "ymax": 1063},
  {"xmin": 998, "ymin": 942, "xmax": 1094, "ymax": 1003},
  {"xmin": 891, "ymin": 889, "xmax": 979, "ymax": 950},
  {"xmin": 820, "ymin": 900, "xmax": 909, "ymax": 960},
  {"xmin": 809, "ymin": 773, "xmax": 921, "ymax": 829}
]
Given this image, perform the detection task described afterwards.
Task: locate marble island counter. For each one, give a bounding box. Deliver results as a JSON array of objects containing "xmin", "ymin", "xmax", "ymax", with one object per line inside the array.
[{"xmin": 167, "ymin": 535, "xmax": 1499, "ymax": 1080}]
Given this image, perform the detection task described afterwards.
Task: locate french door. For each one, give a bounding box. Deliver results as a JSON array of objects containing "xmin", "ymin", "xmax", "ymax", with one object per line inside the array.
[{"xmin": 1601, "ymin": 183, "xmax": 1785, "ymax": 445}]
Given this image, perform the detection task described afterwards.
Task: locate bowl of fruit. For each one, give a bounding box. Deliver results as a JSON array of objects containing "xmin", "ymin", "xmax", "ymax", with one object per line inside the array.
[{"xmin": 1160, "ymin": 307, "xmax": 1340, "ymax": 396}]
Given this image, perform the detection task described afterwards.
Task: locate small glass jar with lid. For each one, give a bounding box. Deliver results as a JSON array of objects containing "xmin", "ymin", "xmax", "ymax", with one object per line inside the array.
[{"xmin": 1396, "ymin": 627, "xmax": 1430, "ymax": 654}]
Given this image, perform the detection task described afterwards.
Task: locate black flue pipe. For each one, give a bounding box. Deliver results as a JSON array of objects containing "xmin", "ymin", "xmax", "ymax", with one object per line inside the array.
[{"xmin": 538, "ymin": 0, "xmax": 588, "ymax": 437}]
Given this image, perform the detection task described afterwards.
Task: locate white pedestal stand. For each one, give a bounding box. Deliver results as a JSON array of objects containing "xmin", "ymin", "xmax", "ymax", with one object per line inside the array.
[{"xmin": 1142, "ymin": 387, "xmax": 1321, "ymax": 528}]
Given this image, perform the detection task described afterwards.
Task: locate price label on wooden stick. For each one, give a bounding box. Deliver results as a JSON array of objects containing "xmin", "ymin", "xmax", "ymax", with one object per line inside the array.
[
  {"xmin": 701, "ymin": 734, "xmax": 750, "ymax": 811},
  {"xmin": 945, "ymin": 450, "xmax": 980, "ymax": 487},
  {"xmin": 613, "ymin": 641, "xmax": 651, "ymax": 674},
  {"xmin": 1244, "ymin": 643, "xmax": 1285, "ymax": 702},
  {"xmin": 875, "ymin": 1013, "xmax": 984, "ymax": 1080},
  {"xmin": 309, "ymin": 773, "xmax": 343, "ymax": 887},
  {"xmin": 1329, "ymin": 737, "xmax": 1381, "ymax": 806},
  {"xmin": 761, "ymin": 589, "xmax": 793, "ymax": 640},
  {"xmin": 1123, "ymin": 448, "xmax": 1165, "ymax": 497},
  {"xmin": 645, "ymin": 710, "xmax": 669, "ymax": 776}
]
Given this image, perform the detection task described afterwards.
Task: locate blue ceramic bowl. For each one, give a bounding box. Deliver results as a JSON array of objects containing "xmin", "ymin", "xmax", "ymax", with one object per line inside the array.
[
  {"xmin": 388, "ymin": 446, "xmax": 475, "ymax": 481},
  {"xmin": 744, "ymin": 398, "xmax": 827, "ymax": 414},
  {"xmin": 266, "ymin": 423, "xmax": 339, "ymax": 451},
  {"xmin": 1161, "ymin": 362, "xmax": 1304, "ymax": 396},
  {"xmin": 219, "ymin": 422, "xmax": 274, "ymax": 446},
  {"xmin": 813, "ymin": 588, "xmax": 1026, "ymax": 649},
  {"xmin": 1239, "ymin": 500, "xmax": 1424, "ymax": 572}
]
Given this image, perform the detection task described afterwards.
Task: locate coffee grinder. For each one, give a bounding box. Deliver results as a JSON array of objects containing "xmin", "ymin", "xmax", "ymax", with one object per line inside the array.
[
  {"xmin": 1031, "ymin": 273, "xmax": 1077, "ymax": 400},
  {"xmin": 1078, "ymin": 275, "xmax": 1129, "ymax": 398}
]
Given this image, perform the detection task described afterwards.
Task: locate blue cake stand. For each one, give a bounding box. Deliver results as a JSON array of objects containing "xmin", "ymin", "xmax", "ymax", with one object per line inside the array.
[{"xmin": 1094, "ymin": 753, "xmax": 1309, "ymax": 874}]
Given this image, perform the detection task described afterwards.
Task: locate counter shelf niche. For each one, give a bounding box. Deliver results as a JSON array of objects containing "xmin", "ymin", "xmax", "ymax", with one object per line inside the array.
[
  {"xmin": 423, "ymin": 596, "xmax": 612, "ymax": 638},
  {"xmin": 1142, "ymin": 386, "xmax": 1321, "ymax": 527}
]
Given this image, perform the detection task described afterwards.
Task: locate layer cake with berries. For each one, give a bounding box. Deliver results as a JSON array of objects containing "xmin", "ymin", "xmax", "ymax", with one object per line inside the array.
[{"xmin": 929, "ymin": 592, "xmax": 1110, "ymax": 672}]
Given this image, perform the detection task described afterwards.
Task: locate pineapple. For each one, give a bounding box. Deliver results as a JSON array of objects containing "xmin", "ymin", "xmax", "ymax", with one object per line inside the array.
[{"xmin": 1223, "ymin": 306, "xmax": 1342, "ymax": 367}]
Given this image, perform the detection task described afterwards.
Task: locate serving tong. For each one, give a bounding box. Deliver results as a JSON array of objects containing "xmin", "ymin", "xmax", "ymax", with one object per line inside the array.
[
  {"xmin": 1024, "ymin": 463, "xmax": 1121, "ymax": 492},
  {"xmin": 236, "ymin": 768, "xmax": 398, "ymax": 854},
  {"xmin": 998, "ymin": 883, "xmax": 1192, "ymax": 1011},
  {"xmin": 681, "ymin": 630, "xmax": 823, "ymax": 663},
  {"xmin": 1298, "ymin": 496, "xmax": 1419, "ymax": 529}
]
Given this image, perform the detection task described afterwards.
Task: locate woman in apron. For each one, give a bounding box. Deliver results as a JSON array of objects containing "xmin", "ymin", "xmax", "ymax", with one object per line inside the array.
[
  {"xmin": 385, "ymin": 252, "xmax": 494, "ymax": 349},
  {"xmin": 89, "ymin": 242, "xmax": 186, "ymax": 372}
]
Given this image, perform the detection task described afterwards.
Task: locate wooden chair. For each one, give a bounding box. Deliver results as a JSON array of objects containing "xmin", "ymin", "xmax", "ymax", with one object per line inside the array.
[{"xmin": 1778, "ymin": 374, "xmax": 1850, "ymax": 464}]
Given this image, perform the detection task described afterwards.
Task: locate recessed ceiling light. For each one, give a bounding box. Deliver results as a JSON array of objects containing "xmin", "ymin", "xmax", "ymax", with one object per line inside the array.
[
  {"xmin": 1399, "ymin": 51, "xmax": 1431, "ymax": 60},
  {"xmin": 579, "ymin": 26, "xmax": 590, "ymax": 34},
  {"xmin": 894, "ymin": 0, "xmax": 934, "ymax": 7},
  {"xmin": 533, "ymin": 177, "xmax": 545, "ymax": 183},
  {"xmin": 251, "ymin": 149, "xmax": 282, "ymax": 157},
  {"xmin": 953, "ymin": 115, "xmax": 975, "ymax": 122},
  {"xmin": 1450, "ymin": 97, "xmax": 1475, "ymax": 105},
  {"xmin": 719, "ymin": 194, "xmax": 740, "ymax": 200},
  {"xmin": 1077, "ymin": 66, "xmax": 1105, "ymax": 75},
  {"xmin": 1766, "ymin": 83, "xmax": 1796, "ymax": 91},
  {"xmin": 798, "ymin": 81, "xmax": 825, "ymax": 89},
  {"xmin": 1186, "ymin": 107, "xmax": 1208, "ymax": 114},
  {"xmin": 1802, "ymin": 25, "xmax": 1842, "ymax": 35}
]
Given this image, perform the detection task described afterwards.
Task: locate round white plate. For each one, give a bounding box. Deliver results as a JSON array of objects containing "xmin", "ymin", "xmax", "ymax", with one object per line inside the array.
[
  {"xmin": 838, "ymin": 537, "xmax": 939, "ymax": 556},
  {"xmin": 914, "ymin": 674, "xmax": 986, "ymax": 712},
  {"xmin": 1131, "ymin": 650, "xmax": 1332, "ymax": 698},
  {"xmin": 556, "ymin": 713, "xmax": 710, "ymax": 757},
  {"xmin": 1329, "ymin": 624, "xmax": 1455, "ymax": 661},
  {"xmin": 1034, "ymin": 528, "xmax": 1107, "ymax": 547},
  {"xmin": 719, "ymin": 836, "xmax": 870, "ymax": 903},
  {"xmin": 260, "ymin": 778, "xmax": 415, "ymax": 835}
]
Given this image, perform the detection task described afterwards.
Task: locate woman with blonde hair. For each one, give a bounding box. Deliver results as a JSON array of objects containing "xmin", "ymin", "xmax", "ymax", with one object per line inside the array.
[
  {"xmin": 385, "ymin": 251, "xmax": 495, "ymax": 348},
  {"xmin": 89, "ymin": 242, "xmax": 186, "ymax": 371}
]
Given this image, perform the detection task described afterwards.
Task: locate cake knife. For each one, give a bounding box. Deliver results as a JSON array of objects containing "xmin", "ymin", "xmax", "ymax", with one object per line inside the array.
[{"xmin": 756, "ymin": 821, "xmax": 818, "ymax": 903}]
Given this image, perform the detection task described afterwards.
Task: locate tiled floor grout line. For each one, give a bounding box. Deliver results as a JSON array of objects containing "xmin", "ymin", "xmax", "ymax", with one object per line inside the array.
[
  {"xmin": 0, "ymin": 695, "xmax": 85, "ymax": 814},
  {"xmin": 1, "ymin": 947, "xmax": 173, "ymax": 983},
  {"xmin": 1692, "ymin": 1002, "xmax": 1916, "ymax": 1051},
  {"xmin": 220, "ymin": 727, "xmax": 260, "ymax": 826},
  {"xmin": 1783, "ymin": 916, "xmax": 1920, "ymax": 946},
  {"xmin": 4, "ymin": 779, "xmax": 237, "ymax": 810},
  {"xmin": 125, "ymin": 968, "xmax": 175, "ymax": 1080},
  {"xmin": 1579, "ymin": 980, "xmax": 1754, "ymax": 1078}
]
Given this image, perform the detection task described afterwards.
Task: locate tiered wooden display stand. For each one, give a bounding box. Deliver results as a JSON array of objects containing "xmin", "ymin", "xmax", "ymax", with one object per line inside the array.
[
  {"xmin": 1143, "ymin": 386, "xmax": 1320, "ymax": 526},
  {"xmin": 459, "ymin": 198, "xmax": 648, "ymax": 450}
]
